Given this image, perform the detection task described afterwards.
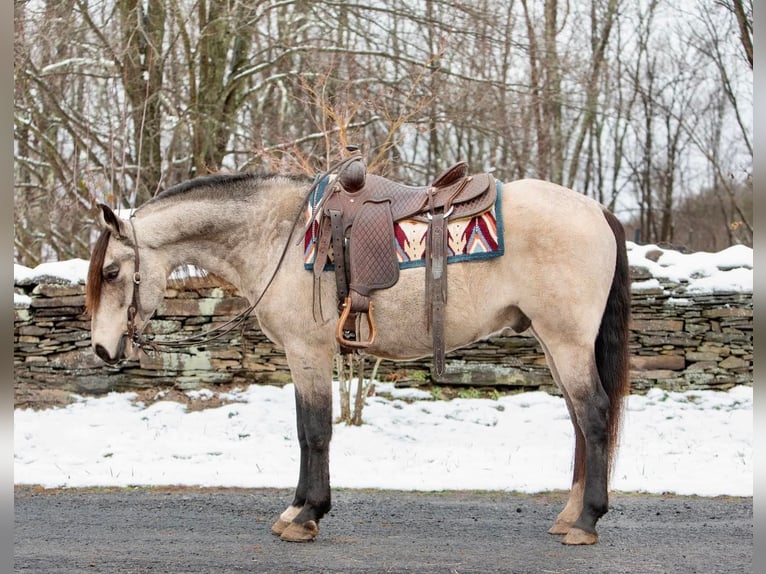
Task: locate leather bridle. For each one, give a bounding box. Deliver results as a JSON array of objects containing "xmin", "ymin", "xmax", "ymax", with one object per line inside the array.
[
  {"xmin": 120, "ymin": 183, "xmax": 311, "ymax": 355},
  {"xmin": 125, "ymin": 216, "xmax": 148, "ymax": 351},
  {"xmin": 123, "ymin": 215, "xmax": 258, "ymax": 354}
]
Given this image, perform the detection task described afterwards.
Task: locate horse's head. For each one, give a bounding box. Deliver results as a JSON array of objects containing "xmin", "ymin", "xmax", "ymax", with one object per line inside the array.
[{"xmin": 86, "ymin": 204, "xmax": 168, "ymax": 364}]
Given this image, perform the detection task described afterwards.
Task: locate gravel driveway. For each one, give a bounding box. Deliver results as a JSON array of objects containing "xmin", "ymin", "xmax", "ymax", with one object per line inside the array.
[{"xmin": 14, "ymin": 486, "xmax": 752, "ymax": 574}]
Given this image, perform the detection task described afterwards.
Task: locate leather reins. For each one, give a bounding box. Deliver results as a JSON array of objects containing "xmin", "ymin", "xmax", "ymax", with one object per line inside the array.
[
  {"xmin": 122, "ymin": 160, "xmax": 361, "ymax": 356},
  {"xmin": 125, "ymin": 216, "xmax": 258, "ymax": 352},
  {"xmin": 122, "ymin": 179, "xmax": 314, "ymax": 355}
]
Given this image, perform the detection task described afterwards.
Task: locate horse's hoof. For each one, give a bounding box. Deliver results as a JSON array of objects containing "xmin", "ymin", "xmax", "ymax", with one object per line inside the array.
[
  {"xmin": 279, "ymin": 520, "xmax": 319, "ymax": 542},
  {"xmin": 548, "ymin": 519, "xmax": 572, "ymax": 535},
  {"xmin": 271, "ymin": 518, "xmax": 291, "ymax": 537},
  {"xmin": 562, "ymin": 527, "xmax": 598, "ymax": 545}
]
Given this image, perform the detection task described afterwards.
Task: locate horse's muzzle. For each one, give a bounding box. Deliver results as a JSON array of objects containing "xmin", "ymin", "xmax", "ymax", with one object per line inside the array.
[{"xmin": 94, "ymin": 335, "xmax": 126, "ymax": 365}]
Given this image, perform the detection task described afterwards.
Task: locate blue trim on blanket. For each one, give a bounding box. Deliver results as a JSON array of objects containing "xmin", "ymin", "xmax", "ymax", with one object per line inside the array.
[{"xmin": 304, "ymin": 177, "xmax": 504, "ymax": 271}]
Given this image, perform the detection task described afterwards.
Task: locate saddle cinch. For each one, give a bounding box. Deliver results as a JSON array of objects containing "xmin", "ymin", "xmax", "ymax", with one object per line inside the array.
[{"xmin": 309, "ymin": 151, "xmax": 497, "ymax": 377}]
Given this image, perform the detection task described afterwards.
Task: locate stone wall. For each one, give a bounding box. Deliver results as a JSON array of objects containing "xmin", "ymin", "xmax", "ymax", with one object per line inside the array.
[{"xmin": 14, "ymin": 265, "xmax": 752, "ymax": 402}]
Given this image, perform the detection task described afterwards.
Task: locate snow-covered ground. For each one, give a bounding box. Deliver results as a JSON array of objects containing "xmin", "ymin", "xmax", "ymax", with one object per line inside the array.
[{"xmin": 14, "ymin": 382, "xmax": 752, "ymax": 497}]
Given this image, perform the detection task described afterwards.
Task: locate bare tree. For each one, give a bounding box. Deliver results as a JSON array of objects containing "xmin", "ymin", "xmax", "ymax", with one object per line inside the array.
[
  {"xmin": 116, "ymin": 0, "xmax": 166, "ymax": 203},
  {"xmin": 519, "ymin": 0, "xmax": 564, "ymax": 182},
  {"xmin": 13, "ymin": 0, "xmax": 753, "ymax": 266},
  {"xmin": 718, "ymin": 0, "xmax": 753, "ymax": 69},
  {"xmin": 15, "ymin": 0, "xmax": 97, "ymax": 264},
  {"xmin": 565, "ymin": 0, "xmax": 619, "ymax": 192},
  {"xmin": 682, "ymin": 0, "xmax": 753, "ymax": 245}
]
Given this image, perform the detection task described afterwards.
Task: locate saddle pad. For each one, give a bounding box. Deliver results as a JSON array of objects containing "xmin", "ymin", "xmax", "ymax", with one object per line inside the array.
[{"xmin": 303, "ymin": 176, "xmax": 505, "ymax": 271}]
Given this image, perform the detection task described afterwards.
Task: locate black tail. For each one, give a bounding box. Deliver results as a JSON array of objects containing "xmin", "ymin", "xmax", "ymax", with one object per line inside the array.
[{"xmin": 596, "ymin": 210, "xmax": 632, "ymax": 475}]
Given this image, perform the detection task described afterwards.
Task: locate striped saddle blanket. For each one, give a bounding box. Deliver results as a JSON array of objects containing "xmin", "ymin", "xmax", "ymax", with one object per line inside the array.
[{"xmin": 303, "ymin": 177, "xmax": 505, "ymax": 271}]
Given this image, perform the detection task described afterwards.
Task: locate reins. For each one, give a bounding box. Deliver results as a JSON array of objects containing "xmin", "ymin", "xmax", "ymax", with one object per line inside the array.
[{"xmin": 124, "ymin": 172, "xmax": 332, "ymax": 355}]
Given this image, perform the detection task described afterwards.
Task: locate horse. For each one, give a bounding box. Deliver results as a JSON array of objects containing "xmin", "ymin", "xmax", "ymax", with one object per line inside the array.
[{"xmin": 86, "ymin": 170, "xmax": 631, "ymax": 545}]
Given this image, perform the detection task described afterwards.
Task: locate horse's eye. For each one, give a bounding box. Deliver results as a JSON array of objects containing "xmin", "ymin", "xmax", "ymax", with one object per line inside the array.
[{"xmin": 103, "ymin": 266, "xmax": 120, "ymax": 282}]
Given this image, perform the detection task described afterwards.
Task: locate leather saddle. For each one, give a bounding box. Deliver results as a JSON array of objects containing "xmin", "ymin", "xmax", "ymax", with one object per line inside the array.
[{"xmin": 309, "ymin": 151, "xmax": 496, "ymax": 377}]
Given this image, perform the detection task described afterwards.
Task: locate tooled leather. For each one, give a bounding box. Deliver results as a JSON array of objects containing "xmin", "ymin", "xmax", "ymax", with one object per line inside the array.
[{"xmin": 348, "ymin": 200, "xmax": 399, "ymax": 295}]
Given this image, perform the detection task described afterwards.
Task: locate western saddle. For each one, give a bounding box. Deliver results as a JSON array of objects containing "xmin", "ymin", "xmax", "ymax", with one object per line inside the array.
[{"xmin": 308, "ymin": 149, "xmax": 497, "ymax": 377}]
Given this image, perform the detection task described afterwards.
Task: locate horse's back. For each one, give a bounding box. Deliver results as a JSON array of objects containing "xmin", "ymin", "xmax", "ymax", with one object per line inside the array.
[
  {"xmin": 501, "ymin": 178, "xmax": 616, "ymax": 257},
  {"xmin": 503, "ymin": 178, "xmax": 610, "ymax": 233}
]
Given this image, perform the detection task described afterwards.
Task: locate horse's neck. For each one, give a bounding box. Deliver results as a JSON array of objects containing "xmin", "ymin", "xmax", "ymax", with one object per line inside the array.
[{"xmin": 137, "ymin": 184, "xmax": 306, "ymax": 298}]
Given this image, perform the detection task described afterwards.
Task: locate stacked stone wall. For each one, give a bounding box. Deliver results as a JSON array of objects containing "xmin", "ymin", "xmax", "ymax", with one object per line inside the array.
[{"xmin": 14, "ymin": 266, "xmax": 752, "ymax": 400}]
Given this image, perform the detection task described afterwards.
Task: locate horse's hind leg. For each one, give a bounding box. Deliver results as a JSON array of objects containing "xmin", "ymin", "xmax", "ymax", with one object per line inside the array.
[
  {"xmin": 551, "ymin": 394, "xmax": 588, "ymax": 533},
  {"xmin": 549, "ymin": 407, "xmax": 587, "ymax": 535},
  {"xmin": 534, "ymin": 332, "xmax": 586, "ymax": 535},
  {"xmin": 534, "ymin": 330, "xmax": 610, "ymax": 545}
]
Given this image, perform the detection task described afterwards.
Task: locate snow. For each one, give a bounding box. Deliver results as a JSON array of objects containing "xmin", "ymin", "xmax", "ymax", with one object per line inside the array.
[
  {"xmin": 13, "ymin": 382, "xmax": 752, "ymax": 497},
  {"xmin": 12, "ymin": 259, "xmax": 201, "ymax": 304},
  {"xmin": 626, "ymin": 242, "xmax": 752, "ymax": 294},
  {"xmin": 14, "ymin": 259, "xmax": 90, "ymax": 286}
]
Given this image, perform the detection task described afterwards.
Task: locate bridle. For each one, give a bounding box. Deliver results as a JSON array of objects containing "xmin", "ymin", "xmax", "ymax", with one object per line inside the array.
[
  {"xmin": 123, "ymin": 216, "xmax": 257, "ymax": 355},
  {"xmin": 125, "ymin": 215, "xmax": 148, "ymax": 350}
]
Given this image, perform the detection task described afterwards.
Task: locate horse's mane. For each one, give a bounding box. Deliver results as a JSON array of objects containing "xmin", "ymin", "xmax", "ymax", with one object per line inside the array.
[
  {"xmin": 145, "ymin": 172, "xmax": 312, "ymax": 207},
  {"xmin": 150, "ymin": 172, "xmax": 259, "ymax": 203}
]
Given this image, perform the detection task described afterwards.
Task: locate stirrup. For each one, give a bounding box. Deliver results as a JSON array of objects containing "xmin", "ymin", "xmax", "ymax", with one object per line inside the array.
[{"xmin": 336, "ymin": 297, "xmax": 376, "ymax": 349}]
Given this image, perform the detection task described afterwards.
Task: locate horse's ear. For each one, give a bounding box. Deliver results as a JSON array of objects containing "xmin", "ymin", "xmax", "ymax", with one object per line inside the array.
[{"xmin": 97, "ymin": 204, "xmax": 127, "ymax": 240}]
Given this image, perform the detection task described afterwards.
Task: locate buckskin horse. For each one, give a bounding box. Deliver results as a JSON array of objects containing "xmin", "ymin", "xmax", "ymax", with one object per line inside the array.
[{"xmin": 86, "ymin": 162, "xmax": 631, "ymax": 545}]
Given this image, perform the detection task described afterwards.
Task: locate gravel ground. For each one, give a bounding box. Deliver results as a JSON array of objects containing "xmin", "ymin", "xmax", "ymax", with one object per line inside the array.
[{"xmin": 14, "ymin": 486, "xmax": 752, "ymax": 574}]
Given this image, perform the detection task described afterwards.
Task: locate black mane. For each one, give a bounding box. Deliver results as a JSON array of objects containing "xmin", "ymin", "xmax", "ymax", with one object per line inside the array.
[
  {"xmin": 145, "ymin": 172, "xmax": 312, "ymax": 206},
  {"xmin": 151, "ymin": 172, "xmax": 259, "ymax": 202}
]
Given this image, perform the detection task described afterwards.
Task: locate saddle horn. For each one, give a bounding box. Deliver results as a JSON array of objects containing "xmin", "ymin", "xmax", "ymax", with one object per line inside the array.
[{"xmin": 338, "ymin": 146, "xmax": 366, "ymax": 193}]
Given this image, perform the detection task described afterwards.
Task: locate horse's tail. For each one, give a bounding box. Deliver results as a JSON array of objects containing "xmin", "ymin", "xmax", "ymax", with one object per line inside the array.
[{"xmin": 596, "ymin": 209, "xmax": 632, "ymax": 476}]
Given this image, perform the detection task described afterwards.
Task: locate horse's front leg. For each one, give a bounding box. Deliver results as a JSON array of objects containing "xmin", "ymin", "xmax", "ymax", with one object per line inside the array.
[{"xmin": 271, "ymin": 357, "xmax": 333, "ymax": 542}]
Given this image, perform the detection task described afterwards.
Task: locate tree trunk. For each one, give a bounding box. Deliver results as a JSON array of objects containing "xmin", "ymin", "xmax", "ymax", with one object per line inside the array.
[{"xmin": 119, "ymin": 0, "xmax": 166, "ymax": 204}]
